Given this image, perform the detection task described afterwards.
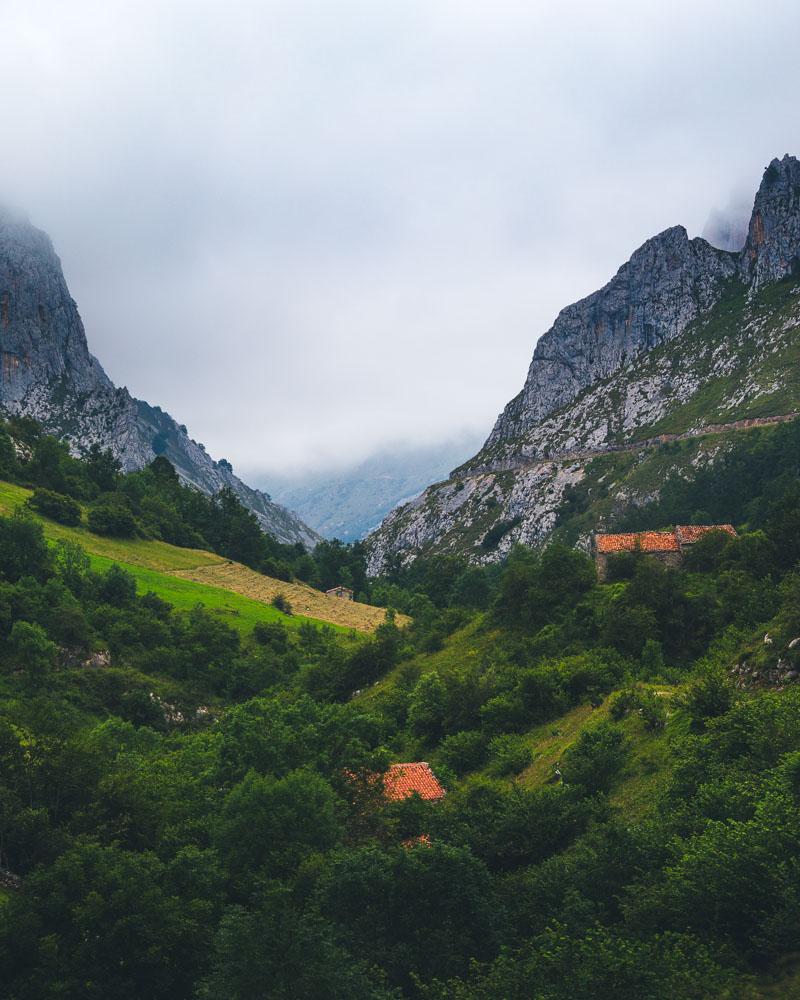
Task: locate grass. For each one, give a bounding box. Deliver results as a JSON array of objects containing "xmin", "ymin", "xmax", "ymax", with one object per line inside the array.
[
  {"xmin": 171, "ymin": 562, "xmax": 408, "ymax": 633},
  {"xmin": 0, "ymin": 481, "xmax": 224, "ymax": 571},
  {"xmin": 512, "ymin": 685, "xmax": 680, "ymax": 819},
  {"xmin": 0, "ymin": 479, "xmax": 396, "ymax": 634},
  {"xmin": 85, "ymin": 552, "xmax": 347, "ymax": 634}
]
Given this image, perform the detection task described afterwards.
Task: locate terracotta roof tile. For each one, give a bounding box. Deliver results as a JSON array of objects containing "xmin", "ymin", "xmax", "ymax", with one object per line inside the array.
[
  {"xmin": 401, "ymin": 833, "xmax": 433, "ymax": 849},
  {"xmin": 675, "ymin": 524, "xmax": 737, "ymax": 544},
  {"xmin": 596, "ymin": 531, "xmax": 679, "ymax": 554},
  {"xmin": 384, "ymin": 762, "xmax": 446, "ymax": 802}
]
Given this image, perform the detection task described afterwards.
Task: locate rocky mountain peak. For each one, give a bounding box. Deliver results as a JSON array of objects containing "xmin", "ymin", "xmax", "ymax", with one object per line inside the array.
[
  {"xmin": 366, "ymin": 152, "xmax": 800, "ymax": 574},
  {"xmin": 740, "ymin": 154, "xmax": 800, "ymax": 287},
  {"xmin": 485, "ymin": 222, "xmax": 737, "ymax": 447},
  {"xmin": 484, "ymin": 156, "xmax": 800, "ymax": 451},
  {"xmin": 0, "ymin": 211, "xmax": 319, "ymax": 548}
]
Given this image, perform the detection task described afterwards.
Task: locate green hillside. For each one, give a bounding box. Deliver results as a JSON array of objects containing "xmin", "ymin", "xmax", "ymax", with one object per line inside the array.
[
  {"xmin": 2, "ymin": 412, "xmax": 800, "ymax": 998},
  {"xmin": 0, "ymin": 479, "xmax": 389, "ymax": 635}
]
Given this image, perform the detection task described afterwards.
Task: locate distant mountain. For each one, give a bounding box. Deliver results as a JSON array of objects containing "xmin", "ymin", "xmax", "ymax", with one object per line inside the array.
[
  {"xmin": 264, "ymin": 434, "xmax": 483, "ymax": 541},
  {"xmin": 367, "ymin": 154, "xmax": 800, "ymax": 573},
  {"xmin": 0, "ymin": 208, "xmax": 319, "ymax": 547}
]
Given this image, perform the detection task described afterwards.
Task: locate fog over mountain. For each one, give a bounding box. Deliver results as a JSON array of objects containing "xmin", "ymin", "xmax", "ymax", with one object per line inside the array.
[
  {"xmin": 264, "ymin": 432, "xmax": 483, "ymax": 541},
  {"xmin": 0, "ymin": 2, "xmax": 798, "ymax": 481}
]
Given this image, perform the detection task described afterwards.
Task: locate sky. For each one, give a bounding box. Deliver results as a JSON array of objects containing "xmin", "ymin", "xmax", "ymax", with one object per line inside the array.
[{"xmin": 0, "ymin": 0, "xmax": 798, "ymax": 481}]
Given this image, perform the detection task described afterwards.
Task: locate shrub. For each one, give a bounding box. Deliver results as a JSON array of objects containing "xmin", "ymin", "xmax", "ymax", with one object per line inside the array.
[
  {"xmin": 487, "ymin": 734, "xmax": 531, "ymax": 777},
  {"xmin": 561, "ymin": 722, "xmax": 627, "ymax": 793},
  {"xmin": 88, "ymin": 500, "xmax": 137, "ymax": 538},
  {"xmin": 609, "ymin": 686, "xmax": 667, "ymax": 731},
  {"xmin": 26, "ymin": 487, "xmax": 81, "ymax": 526},
  {"xmin": 482, "ymin": 517, "xmax": 521, "ymax": 551},
  {"xmin": 436, "ymin": 730, "xmax": 487, "ymax": 776},
  {"xmin": 271, "ymin": 593, "xmax": 293, "ymax": 615}
]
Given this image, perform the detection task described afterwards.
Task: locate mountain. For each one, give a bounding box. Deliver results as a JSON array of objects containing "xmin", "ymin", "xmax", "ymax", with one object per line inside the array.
[
  {"xmin": 0, "ymin": 208, "xmax": 319, "ymax": 547},
  {"xmin": 366, "ymin": 154, "xmax": 800, "ymax": 573},
  {"xmin": 264, "ymin": 434, "xmax": 483, "ymax": 541}
]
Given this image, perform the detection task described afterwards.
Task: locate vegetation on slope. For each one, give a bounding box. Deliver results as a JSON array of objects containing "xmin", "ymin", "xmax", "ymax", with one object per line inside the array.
[{"xmin": 2, "ymin": 404, "xmax": 800, "ymax": 997}]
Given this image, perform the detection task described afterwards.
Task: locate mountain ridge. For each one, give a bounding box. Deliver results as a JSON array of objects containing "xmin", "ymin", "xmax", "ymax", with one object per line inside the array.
[
  {"xmin": 366, "ymin": 155, "xmax": 800, "ymax": 573},
  {"xmin": 0, "ymin": 209, "xmax": 319, "ymax": 548}
]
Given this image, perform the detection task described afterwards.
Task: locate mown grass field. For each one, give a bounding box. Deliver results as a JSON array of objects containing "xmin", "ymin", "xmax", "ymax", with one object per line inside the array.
[
  {"xmin": 172, "ymin": 561, "xmax": 409, "ymax": 632},
  {"xmin": 0, "ymin": 479, "xmax": 393, "ymax": 635}
]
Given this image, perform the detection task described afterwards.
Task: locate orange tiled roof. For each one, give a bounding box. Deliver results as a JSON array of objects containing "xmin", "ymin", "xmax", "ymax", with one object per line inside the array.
[
  {"xmin": 596, "ymin": 531, "xmax": 679, "ymax": 554},
  {"xmin": 384, "ymin": 762, "xmax": 446, "ymax": 802},
  {"xmin": 675, "ymin": 524, "xmax": 737, "ymax": 544},
  {"xmin": 401, "ymin": 833, "xmax": 433, "ymax": 849}
]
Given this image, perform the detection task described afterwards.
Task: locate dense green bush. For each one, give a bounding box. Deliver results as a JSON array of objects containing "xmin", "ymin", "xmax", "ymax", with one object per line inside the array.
[
  {"xmin": 487, "ymin": 734, "xmax": 531, "ymax": 777},
  {"xmin": 88, "ymin": 497, "xmax": 138, "ymax": 537},
  {"xmin": 26, "ymin": 487, "xmax": 82, "ymax": 525},
  {"xmin": 560, "ymin": 722, "xmax": 627, "ymax": 793}
]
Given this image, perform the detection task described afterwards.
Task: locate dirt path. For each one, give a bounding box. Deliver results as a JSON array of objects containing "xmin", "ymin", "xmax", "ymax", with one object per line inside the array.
[{"xmin": 462, "ymin": 412, "xmax": 798, "ymax": 480}]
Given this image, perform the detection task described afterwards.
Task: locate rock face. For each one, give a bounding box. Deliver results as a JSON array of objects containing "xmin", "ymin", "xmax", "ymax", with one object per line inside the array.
[
  {"xmin": 486, "ymin": 227, "xmax": 737, "ymax": 447},
  {"xmin": 740, "ymin": 154, "xmax": 800, "ymax": 288},
  {"xmin": 0, "ymin": 208, "xmax": 319, "ymax": 548},
  {"xmin": 367, "ymin": 155, "xmax": 800, "ymax": 574}
]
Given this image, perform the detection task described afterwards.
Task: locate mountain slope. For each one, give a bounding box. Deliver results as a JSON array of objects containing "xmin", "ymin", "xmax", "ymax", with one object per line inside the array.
[
  {"xmin": 366, "ymin": 155, "xmax": 800, "ymax": 573},
  {"xmin": 0, "ymin": 209, "xmax": 319, "ymax": 547},
  {"xmin": 266, "ymin": 434, "xmax": 483, "ymax": 541},
  {"xmin": 0, "ymin": 478, "xmax": 394, "ymax": 632}
]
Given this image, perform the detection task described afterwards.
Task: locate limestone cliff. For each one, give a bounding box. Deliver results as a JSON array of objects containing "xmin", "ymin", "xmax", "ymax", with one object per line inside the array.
[
  {"xmin": 367, "ymin": 155, "xmax": 800, "ymax": 574},
  {"xmin": 0, "ymin": 208, "xmax": 319, "ymax": 548}
]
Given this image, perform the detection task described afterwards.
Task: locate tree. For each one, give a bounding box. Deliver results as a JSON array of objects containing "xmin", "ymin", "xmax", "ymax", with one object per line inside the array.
[
  {"xmin": 96, "ymin": 564, "xmax": 137, "ymax": 607},
  {"xmin": 214, "ymin": 769, "xmax": 343, "ymax": 878},
  {"xmin": 0, "ymin": 510, "xmax": 51, "ymax": 582},
  {"xmin": 561, "ymin": 722, "xmax": 627, "ymax": 794},
  {"xmin": 87, "ymin": 498, "xmax": 137, "ymax": 538},
  {"xmin": 199, "ymin": 887, "xmax": 397, "ymax": 1000},
  {"xmin": 8, "ymin": 621, "xmax": 57, "ymax": 688},
  {"xmin": 408, "ymin": 672, "xmax": 447, "ymax": 742},
  {"xmin": 315, "ymin": 842, "xmax": 498, "ymax": 990},
  {"xmin": 1, "ymin": 840, "xmax": 219, "ymax": 1000},
  {"xmin": 85, "ymin": 444, "xmax": 122, "ymax": 493},
  {"xmin": 27, "ymin": 488, "xmax": 81, "ymax": 526}
]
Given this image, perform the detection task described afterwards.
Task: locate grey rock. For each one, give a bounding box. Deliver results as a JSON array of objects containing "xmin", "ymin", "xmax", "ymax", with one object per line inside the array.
[
  {"xmin": 0, "ymin": 209, "xmax": 319, "ymax": 548},
  {"xmin": 739, "ymin": 155, "xmax": 800, "ymax": 288},
  {"xmin": 486, "ymin": 226, "xmax": 737, "ymax": 446},
  {"xmin": 367, "ymin": 155, "xmax": 800, "ymax": 573}
]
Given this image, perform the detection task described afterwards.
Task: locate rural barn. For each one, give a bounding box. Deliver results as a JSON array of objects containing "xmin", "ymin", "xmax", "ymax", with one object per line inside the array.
[{"xmin": 594, "ymin": 524, "xmax": 736, "ymax": 581}]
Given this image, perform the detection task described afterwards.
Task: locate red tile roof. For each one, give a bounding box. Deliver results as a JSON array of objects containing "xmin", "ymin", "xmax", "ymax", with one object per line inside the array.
[
  {"xmin": 384, "ymin": 762, "xmax": 446, "ymax": 802},
  {"xmin": 401, "ymin": 833, "xmax": 433, "ymax": 849},
  {"xmin": 675, "ymin": 524, "xmax": 737, "ymax": 545},
  {"xmin": 596, "ymin": 531, "xmax": 679, "ymax": 554}
]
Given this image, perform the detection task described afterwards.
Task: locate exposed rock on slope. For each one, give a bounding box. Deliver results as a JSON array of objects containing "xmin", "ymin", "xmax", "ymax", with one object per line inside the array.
[
  {"xmin": 0, "ymin": 208, "xmax": 318, "ymax": 547},
  {"xmin": 486, "ymin": 226, "xmax": 737, "ymax": 447},
  {"xmin": 367, "ymin": 155, "xmax": 800, "ymax": 574}
]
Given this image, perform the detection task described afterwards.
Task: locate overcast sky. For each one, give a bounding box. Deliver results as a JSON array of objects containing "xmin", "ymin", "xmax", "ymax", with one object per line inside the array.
[{"xmin": 0, "ymin": 1, "xmax": 798, "ymax": 479}]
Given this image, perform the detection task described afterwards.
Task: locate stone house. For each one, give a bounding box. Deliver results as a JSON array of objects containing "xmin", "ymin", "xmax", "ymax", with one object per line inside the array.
[
  {"xmin": 326, "ymin": 585, "xmax": 354, "ymax": 601},
  {"xmin": 594, "ymin": 524, "xmax": 737, "ymax": 581}
]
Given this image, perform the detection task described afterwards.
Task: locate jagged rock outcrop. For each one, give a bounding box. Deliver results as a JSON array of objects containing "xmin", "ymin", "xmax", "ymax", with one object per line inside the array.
[
  {"xmin": 486, "ymin": 227, "xmax": 737, "ymax": 447},
  {"xmin": 367, "ymin": 155, "xmax": 800, "ymax": 574},
  {"xmin": 739, "ymin": 154, "xmax": 800, "ymax": 288},
  {"xmin": 0, "ymin": 208, "xmax": 319, "ymax": 547}
]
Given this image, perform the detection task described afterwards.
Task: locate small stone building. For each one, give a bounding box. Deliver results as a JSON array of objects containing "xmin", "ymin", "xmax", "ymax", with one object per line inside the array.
[
  {"xmin": 594, "ymin": 524, "xmax": 736, "ymax": 581},
  {"xmin": 326, "ymin": 585, "xmax": 354, "ymax": 601}
]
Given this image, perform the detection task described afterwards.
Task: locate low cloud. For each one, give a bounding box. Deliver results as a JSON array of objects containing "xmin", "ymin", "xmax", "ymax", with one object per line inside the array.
[{"xmin": 1, "ymin": 1, "xmax": 798, "ymax": 478}]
